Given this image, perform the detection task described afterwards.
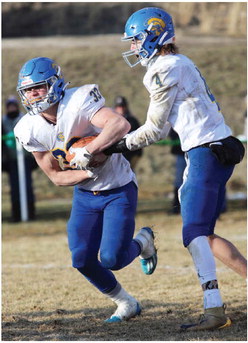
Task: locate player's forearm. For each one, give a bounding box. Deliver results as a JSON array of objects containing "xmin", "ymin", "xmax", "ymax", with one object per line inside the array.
[
  {"xmin": 33, "ymin": 151, "xmax": 93, "ymax": 186},
  {"xmin": 104, "ymin": 104, "xmax": 172, "ymax": 154},
  {"xmin": 47, "ymin": 169, "xmax": 91, "ymax": 186},
  {"xmin": 126, "ymin": 86, "xmax": 177, "ymax": 150},
  {"xmin": 127, "ymin": 122, "xmax": 170, "ymax": 150},
  {"xmin": 86, "ymin": 116, "xmax": 130, "ymax": 154},
  {"xmin": 104, "ymin": 120, "xmax": 171, "ymax": 155}
]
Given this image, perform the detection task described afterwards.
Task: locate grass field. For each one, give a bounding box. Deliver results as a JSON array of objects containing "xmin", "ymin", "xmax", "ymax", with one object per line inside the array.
[{"xmin": 2, "ymin": 205, "xmax": 247, "ymax": 341}]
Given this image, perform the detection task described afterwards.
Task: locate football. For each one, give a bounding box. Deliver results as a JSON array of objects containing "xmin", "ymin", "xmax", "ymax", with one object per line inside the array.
[
  {"xmin": 65, "ymin": 135, "xmax": 108, "ymax": 167},
  {"xmin": 65, "ymin": 136, "xmax": 97, "ymax": 163}
]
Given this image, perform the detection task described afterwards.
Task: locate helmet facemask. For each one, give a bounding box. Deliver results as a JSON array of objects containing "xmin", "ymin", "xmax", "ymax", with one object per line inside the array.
[
  {"xmin": 122, "ymin": 25, "xmax": 174, "ymax": 68},
  {"xmin": 19, "ymin": 81, "xmax": 48, "ymax": 115},
  {"xmin": 122, "ymin": 32, "xmax": 150, "ymax": 68},
  {"xmin": 17, "ymin": 60, "xmax": 69, "ymax": 115}
]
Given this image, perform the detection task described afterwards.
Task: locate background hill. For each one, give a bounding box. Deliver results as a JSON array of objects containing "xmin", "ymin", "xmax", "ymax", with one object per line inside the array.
[{"xmin": 2, "ymin": 2, "xmax": 247, "ymax": 37}]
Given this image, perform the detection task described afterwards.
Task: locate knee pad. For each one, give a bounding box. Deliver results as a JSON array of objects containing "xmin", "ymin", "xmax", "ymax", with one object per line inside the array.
[
  {"xmin": 100, "ymin": 251, "xmax": 119, "ymax": 270},
  {"xmin": 71, "ymin": 247, "xmax": 90, "ymax": 269}
]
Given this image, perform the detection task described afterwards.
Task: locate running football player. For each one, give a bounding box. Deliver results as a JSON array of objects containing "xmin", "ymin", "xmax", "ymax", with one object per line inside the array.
[
  {"xmin": 14, "ymin": 57, "xmax": 158, "ymax": 323},
  {"xmin": 104, "ymin": 7, "xmax": 246, "ymax": 330}
]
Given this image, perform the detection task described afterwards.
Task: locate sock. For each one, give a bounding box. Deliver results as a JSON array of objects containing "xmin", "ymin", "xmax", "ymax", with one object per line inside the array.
[
  {"xmin": 134, "ymin": 228, "xmax": 150, "ymax": 253},
  {"xmin": 187, "ymin": 236, "xmax": 223, "ymax": 309},
  {"xmin": 105, "ymin": 282, "xmax": 135, "ymax": 306},
  {"xmin": 203, "ymin": 288, "xmax": 223, "ymax": 309},
  {"xmin": 134, "ymin": 236, "xmax": 145, "ymax": 252}
]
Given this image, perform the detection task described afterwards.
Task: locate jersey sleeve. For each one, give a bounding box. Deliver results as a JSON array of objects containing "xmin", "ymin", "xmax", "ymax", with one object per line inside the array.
[
  {"xmin": 77, "ymin": 84, "xmax": 106, "ymax": 122},
  {"xmin": 126, "ymin": 66, "xmax": 179, "ymax": 151},
  {"xmin": 14, "ymin": 117, "xmax": 47, "ymax": 153},
  {"xmin": 145, "ymin": 64, "xmax": 179, "ymax": 95}
]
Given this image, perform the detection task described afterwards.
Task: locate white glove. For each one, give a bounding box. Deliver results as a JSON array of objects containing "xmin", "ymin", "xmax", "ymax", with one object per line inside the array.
[{"xmin": 69, "ymin": 146, "xmax": 93, "ymax": 170}]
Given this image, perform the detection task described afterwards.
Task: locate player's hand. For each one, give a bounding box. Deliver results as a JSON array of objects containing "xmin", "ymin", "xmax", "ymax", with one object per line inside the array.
[{"xmin": 69, "ymin": 146, "xmax": 92, "ymax": 169}]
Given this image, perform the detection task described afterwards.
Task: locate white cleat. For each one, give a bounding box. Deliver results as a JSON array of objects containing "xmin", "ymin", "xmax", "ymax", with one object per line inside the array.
[{"xmin": 105, "ymin": 297, "xmax": 141, "ymax": 323}]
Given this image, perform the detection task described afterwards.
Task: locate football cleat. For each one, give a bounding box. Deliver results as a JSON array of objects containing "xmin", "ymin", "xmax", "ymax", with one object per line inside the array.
[
  {"xmin": 180, "ymin": 304, "xmax": 232, "ymax": 331},
  {"xmin": 135, "ymin": 227, "xmax": 157, "ymax": 275},
  {"xmin": 105, "ymin": 299, "xmax": 141, "ymax": 323}
]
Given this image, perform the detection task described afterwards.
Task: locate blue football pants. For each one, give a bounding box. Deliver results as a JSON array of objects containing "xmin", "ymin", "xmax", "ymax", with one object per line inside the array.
[
  {"xmin": 67, "ymin": 181, "xmax": 141, "ymax": 294},
  {"xmin": 179, "ymin": 147, "xmax": 234, "ymax": 247}
]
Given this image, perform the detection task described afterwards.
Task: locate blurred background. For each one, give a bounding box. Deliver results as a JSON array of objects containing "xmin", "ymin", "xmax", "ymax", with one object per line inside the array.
[
  {"xmin": 2, "ymin": 2, "xmax": 247, "ymax": 37},
  {"xmin": 2, "ymin": 2, "xmax": 247, "ymax": 220}
]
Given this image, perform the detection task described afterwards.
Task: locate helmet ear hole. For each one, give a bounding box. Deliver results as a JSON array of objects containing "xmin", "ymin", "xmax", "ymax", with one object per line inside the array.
[{"xmin": 151, "ymin": 37, "xmax": 158, "ymax": 42}]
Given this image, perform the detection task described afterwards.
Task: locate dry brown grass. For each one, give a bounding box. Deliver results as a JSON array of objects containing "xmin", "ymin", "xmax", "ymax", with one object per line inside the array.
[{"xmin": 2, "ymin": 208, "xmax": 246, "ymax": 341}]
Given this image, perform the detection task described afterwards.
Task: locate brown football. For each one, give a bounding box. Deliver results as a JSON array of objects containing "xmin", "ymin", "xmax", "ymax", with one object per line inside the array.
[{"xmin": 65, "ymin": 135, "xmax": 108, "ymax": 167}]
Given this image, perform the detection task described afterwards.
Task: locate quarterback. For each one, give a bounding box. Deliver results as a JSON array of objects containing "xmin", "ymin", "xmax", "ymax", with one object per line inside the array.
[
  {"xmin": 104, "ymin": 7, "xmax": 246, "ymax": 330},
  {"xmin": 14, "ymin": 57, "xmax": 158, "ymax": 322}
]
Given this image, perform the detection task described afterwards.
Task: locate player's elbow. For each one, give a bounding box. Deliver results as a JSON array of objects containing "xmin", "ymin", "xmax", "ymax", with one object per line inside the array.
[
  {"xmin": 51, "ymin": 178, "xmax": 62, "ymax": 187},
  {"xmin": 105, "ymin": 111, "xmax": 131, "ymax": 136},
  {"xmin": 48, "ymin": 173, "xmax": 64, "ymax": 187},
  {"xmin": 123, "ymin": 122, "xmax": 131, "ymax": 136},
  {"xmin": 119, "ymin": 117, "xmax": 131, "ymax": 136}
]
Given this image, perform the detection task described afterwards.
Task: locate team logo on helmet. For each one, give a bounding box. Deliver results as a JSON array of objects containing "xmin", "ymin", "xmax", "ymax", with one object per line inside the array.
[
  {"xmin": 147, "ymin": 17, "xmax": 166, "ymax": 36},
  {"xmin": 51, "ymin": 63, "xmax": 59, "ymax": 73},
  {"xmin": 21, "ymin": 77, "xmax": 34, "ymax": 87}
]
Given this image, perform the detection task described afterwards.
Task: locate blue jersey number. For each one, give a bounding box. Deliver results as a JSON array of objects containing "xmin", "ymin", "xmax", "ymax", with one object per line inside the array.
[
  {"xmin": 155, "ymin": 73, "xmax": 163, "ymax": 87},
  {"xmin": 51, "ymin": 137, "xmax": 81, "ymax": 166},
  {"xmin": 90, "ymin": 87, "xmax": 102, "ymax": 102},
  {"xmin": 52, "ymin": 148, "xmax": 66, "ymax": 160},
  {"xmin": 195, "ymin": 67, "xmax": 220, "ymax": 111}
]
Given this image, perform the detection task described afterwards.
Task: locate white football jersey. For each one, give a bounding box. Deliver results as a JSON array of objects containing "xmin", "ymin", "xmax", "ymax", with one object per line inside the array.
[
  {"xmin": 14, "ymin": 85, "xmax": 137, "ymax": 191},
  {"xmin": 126, "ymin": 54, "xmax": 232, "ymax": 152}
]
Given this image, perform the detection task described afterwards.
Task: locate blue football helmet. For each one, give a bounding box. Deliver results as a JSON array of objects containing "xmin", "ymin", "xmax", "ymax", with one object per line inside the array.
[
  {"xmin": 122, "ymin": 7, "xmax": 175, "ymax": 67},
  {"xmin": 17, "ymin": 57, "xmax": 69, "ymax": 115}
]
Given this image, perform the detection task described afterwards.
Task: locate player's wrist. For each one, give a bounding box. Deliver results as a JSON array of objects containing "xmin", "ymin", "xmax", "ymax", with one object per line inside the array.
[{"xmin": 84, "ymin": 145, "xmax": 94, "ymax": 155}]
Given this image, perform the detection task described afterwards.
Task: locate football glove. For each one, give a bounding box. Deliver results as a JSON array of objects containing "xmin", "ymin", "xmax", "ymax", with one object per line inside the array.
[
  {"xmin": 103, "ymin": 138, "xmax": 130, "ymax": 155},
  {"xmin": 69, "ymin": 146, "xmax": 93, "ymax": 170}
]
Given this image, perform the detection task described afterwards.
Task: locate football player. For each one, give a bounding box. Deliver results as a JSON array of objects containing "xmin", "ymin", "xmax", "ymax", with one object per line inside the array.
[
  {"xmin": 104, "ymin": 7, "xmax": 246, "ymax": 330},
  {"xmin": 14, "ymin": 57, "xmax": 158, "ymax": 322}
]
